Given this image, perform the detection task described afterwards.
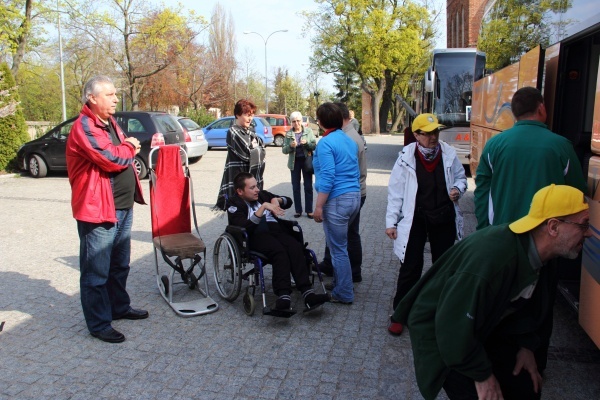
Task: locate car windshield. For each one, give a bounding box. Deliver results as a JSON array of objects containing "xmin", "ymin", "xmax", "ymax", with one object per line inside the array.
[
  {"xmin": 257, "ymin": 117, "xmax": 270, "ymax": 126},
  {"xmin": 153, "ymin": 114, "xmax": 182, "ymax": 133},
  {"xmin": 179, "ymin": 118, "xmax": 200, "ymax": 131}
]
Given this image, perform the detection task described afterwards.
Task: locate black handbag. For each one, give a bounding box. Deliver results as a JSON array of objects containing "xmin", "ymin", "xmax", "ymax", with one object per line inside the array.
[
  {"xmin": 421, "ymin": 202, "xmax": 455, "ymax": 225},
  {"xmin": 304, "ymin": 151, "xmax": 314, "ymax": 174}
]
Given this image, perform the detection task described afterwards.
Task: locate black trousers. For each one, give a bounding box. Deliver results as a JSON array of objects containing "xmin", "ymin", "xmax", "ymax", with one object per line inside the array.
[
  {"xmin": 392, "ymin": 212, "xmax": 456, "ymax": 309},
  {"xmin": 323, "ymin": 195, "xmax": 366, "ymax": 279},
  {"xmin": 249, "ymin": 223, "xmax": 311, "ymax": 296},
  {"xmin": 442, "ymin": 335, "xmax": 543, "ymax": 400}
]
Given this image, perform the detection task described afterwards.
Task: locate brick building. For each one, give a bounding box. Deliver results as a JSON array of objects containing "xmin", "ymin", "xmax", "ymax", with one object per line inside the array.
[{"xmin": 446, "ymin": 0, "xmax": 487, "ymax": 48}]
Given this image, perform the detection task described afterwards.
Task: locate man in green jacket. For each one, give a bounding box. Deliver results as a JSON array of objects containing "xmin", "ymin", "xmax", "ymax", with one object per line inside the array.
[
  {"xmin": 474, "ymin": 86, "xmax": 586, "ymax": 230},
  {"xmin": 392, "ymin": 185, "xmax": 590, "ymax": 400}
]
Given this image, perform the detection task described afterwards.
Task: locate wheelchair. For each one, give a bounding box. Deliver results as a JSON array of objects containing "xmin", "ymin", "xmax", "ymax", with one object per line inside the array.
[{"xmin": 212, "ymin": 221, "xmax": 327, "ymax": 317}]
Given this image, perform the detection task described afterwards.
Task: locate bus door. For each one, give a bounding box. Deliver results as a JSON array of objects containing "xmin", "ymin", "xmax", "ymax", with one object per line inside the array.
[{"xmin": 569, "ymin": 29, "xmax": 600, "ymax": 348}]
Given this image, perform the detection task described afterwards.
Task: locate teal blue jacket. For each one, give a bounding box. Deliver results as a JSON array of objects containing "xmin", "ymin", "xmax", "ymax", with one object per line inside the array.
[{"xmin": 313, "ymin": 129, "xmax": 360, "ymax": 199}]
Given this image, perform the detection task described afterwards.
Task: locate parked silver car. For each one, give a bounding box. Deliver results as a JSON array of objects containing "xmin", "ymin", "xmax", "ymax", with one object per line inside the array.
[{"xmin": 178, "ymin": 117, "xmax": 209, "ymax": 162}]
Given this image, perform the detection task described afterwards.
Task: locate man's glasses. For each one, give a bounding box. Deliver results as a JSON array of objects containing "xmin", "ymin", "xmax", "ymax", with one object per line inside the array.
[{"xmin": 555, "ymin": 219, "xmax": 590, "ymax": 231}]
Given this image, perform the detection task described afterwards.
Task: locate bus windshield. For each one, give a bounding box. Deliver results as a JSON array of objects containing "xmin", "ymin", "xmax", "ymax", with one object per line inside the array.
[{"xmin": 433, "ymin": 52, "xmax": 480, "ymax": 127}]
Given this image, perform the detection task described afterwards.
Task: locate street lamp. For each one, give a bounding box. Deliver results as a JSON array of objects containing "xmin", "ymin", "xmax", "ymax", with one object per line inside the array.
[{"xmin": 243, "ymin": 29, "xmax": 288, "ymax": 113}]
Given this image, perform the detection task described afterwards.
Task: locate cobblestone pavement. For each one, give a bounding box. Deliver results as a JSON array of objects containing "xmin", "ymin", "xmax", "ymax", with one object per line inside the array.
[{"xmin": 1, "ymin": 135, "xmax": 599, "ymax": 399}]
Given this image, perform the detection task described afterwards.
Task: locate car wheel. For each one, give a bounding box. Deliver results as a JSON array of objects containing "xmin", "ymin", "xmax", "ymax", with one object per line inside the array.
[
  {"xmin": 189, "ymin": 156, "xmax": 202, "ymax": 164},
  {"xmin": 29, "ymin": 154, "xmax": 48, "ymax": 178},
  {"xmin": 133, "ymin": 156, "xmax": 147, "ymax": 179},
  {"xmin": 274, "ymin": 135, "xmax": 284, "ymax": 147}
]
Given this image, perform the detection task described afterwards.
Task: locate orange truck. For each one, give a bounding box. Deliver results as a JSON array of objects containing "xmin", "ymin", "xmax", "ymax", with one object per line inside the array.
[{"xmin": 470, "ymin": 2, "xmax": 600, "ymax": 346}]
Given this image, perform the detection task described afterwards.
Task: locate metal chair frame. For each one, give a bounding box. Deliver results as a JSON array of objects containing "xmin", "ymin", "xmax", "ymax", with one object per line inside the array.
[
  {"xmin": 213, "ymin": 222, "xmax": 326, "ymax": 317},
  {"xmin": 149, "ymin": 146, "xmax": 218, "ymax": 317}
]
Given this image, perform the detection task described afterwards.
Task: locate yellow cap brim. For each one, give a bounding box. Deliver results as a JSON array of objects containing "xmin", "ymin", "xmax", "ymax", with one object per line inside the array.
[
  {"xmin": 419, "ymin": 122, "xmax": 445, "ymax": 132},
  {"xmin": 509, "ymin": 217, "xmax": 546, "ymax": 234}
]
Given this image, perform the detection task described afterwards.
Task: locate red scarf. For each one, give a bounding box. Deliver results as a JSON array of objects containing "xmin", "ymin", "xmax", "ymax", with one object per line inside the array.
[
  {"xmin": 416, "ymin": 146, "xmax": 442, "ymax": 172},
  {"xmin": 322, "ymin": 128, "xmax": 336, "ymax": 137}
]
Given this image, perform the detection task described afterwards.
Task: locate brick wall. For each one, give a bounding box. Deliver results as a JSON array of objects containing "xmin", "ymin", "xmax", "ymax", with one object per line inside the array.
[{"xmin": 446, "ymin": 0, "xmax": 486, "ymax": 48}]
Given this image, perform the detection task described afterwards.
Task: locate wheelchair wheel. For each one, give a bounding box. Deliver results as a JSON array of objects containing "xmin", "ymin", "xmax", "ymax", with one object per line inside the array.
[
  {"xmin": 160, "ymin": 275, "xmax": 169, "ymax": 295},
  {"xmin": 243, "ymin": 290, "xmax": 255, "ymax": 316},
  {"xmin": 213, "ymin": 233, "xmax": 242, "ymax": 301}
]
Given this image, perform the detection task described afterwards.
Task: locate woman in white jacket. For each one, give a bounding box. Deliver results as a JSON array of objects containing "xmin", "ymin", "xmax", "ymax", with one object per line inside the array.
[{"xmin": 385, "ymin": 114, "xmax": 467, "ymax": 335}]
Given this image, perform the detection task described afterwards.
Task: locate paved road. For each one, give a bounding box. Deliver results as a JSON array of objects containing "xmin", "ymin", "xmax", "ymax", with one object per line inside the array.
[{"xmin": 1, "ymin": 135, "xmax": 598, "ymax": 399}]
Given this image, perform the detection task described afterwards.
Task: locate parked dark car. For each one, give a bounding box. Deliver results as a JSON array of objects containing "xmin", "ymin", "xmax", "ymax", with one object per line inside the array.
[
  {"xmin": 201, "ymin": 116, "xmax": 273, "ymax": 148},
  {"xmin": 17, "ymin": 111, "xmax": 186, "ymax": 179}
]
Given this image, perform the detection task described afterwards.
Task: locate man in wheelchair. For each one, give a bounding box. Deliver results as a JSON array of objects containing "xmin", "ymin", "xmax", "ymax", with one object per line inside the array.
[{"xmin": 228, "ymin": 172, "xmax": 330, "ymax": 312}]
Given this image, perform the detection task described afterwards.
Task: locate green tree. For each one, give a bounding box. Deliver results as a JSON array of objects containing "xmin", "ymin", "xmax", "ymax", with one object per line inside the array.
[
  {"xmin": 478, "ymin": 0, "xmax": 570, "ymax": 70},
  {"xmin": 1, "ymin": 0, "xmax": 54, "ymax": 77},
  {"xmin": 271, "ymin": 68, "xmax": 305, "ymax": 115},
  {"xmin": 0, "ymin": 62, "xmax": 28, "ymax": 171},
  {"xmin": 303, "ymin": 0, "xmax": 436, "ymax": 133}
]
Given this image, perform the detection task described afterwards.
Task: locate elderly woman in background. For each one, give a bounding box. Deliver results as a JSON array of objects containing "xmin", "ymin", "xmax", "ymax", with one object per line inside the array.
[
  {"xmin": 282, "ymin": 111, "xmax": 317, "ymax": 218},
  {"xmin": 313, "ymin": 103, "xmax": 361, "ymax": 304},
  {"xmin": 214, "ymin": 99, "xmax": 266, "ymax": 211},
  {"xmin": 385, "ymin": 113, "xmax": 467, "ymax": 335}
]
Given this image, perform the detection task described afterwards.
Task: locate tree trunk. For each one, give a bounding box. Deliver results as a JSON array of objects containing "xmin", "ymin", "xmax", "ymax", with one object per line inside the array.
[
  {"xmin": 10, "ymin": 0, "xmax": 33, "ymax": 77},
  {"xmin": 390, "ymin": 98, "xmax": 404, "ymax": 133},
  {"xmin": 361, "ymin": 77, "xmax": 386, "ymax": 134},
  {"xmin": 379, "ymin": 70, "xmax": 397, "ymax": 132}
]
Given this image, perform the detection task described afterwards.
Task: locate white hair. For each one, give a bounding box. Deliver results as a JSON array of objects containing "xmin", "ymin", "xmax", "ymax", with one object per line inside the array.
[
  {"xmin": 82, "ymin": 75, "xmax": 114, "ymax": 104},
  {"xmin": 290, "ymin": 111, "xmax": 303, "ymax": 121}
]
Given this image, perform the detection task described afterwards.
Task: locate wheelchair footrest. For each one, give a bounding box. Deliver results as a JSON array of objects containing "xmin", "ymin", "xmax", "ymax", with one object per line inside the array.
[
  {"xmin": 262, "ymin": 306, "xmax": 296, "ymax": 318},
  {"xmin": 167, "ymin": 297, "xmax": 219, "ymax": 318}
]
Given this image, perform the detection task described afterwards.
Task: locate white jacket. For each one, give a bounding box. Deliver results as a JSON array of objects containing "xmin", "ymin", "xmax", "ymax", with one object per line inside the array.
[{"xmin": 386, "ymin": 141, "xmax": 467, "ymax": 263}]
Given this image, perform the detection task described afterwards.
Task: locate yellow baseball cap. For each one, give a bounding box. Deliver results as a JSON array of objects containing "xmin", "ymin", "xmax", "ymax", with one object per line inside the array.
[
  {"xmin": 412, "ymin": 113, "xmax": 445, "ymax": 133},
  {"xmin": 509, "ymin": 184, "xmax": 588, "ymax": 233}
]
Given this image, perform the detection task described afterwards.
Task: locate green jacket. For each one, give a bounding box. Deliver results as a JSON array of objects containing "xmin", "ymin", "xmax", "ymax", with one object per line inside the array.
[
  {"xmin": 393, "ymin": 225, "xmax": 553, "ymax": 400},
  {"xmin": 474, "ymin": 120, "xmax": 586, "ymax": 230},
  {"xmin": 281, "ymin": 127, "xmax": 316, "ymax": 170}
]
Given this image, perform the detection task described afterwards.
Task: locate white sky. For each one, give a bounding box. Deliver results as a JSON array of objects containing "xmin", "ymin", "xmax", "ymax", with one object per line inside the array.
[{"xmin": 170, "ymin": 0, "xmax": 446, "ymax": 93}]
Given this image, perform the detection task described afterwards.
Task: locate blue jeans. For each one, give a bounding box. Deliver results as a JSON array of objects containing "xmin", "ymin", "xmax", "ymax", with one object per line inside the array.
[
  {"xmin": 291, "ymin": 156, "xmax": 313, "ymax": 214},
  {"xmin": 323, "ymin": 195, "xmax": 365, "ymax": 278},
  {"xmin": 322, "ymin": 191, "xmax": 360, "ymax": 302},
  {"xmin": 77, "ymin": 208, "xmax": 133, "ymax": 333}
]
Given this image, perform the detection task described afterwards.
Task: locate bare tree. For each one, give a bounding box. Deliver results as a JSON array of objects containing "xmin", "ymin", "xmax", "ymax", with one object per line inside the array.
[
  {"xmin": 207, "ymin": 3, "xmax": 237, "ymax": 113},
  {"xmin": 65, "ymin": 0, "xmax": 206, "ymax": 110}
]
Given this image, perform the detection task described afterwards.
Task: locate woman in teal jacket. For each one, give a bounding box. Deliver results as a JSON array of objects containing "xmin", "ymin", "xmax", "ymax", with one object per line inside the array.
[{"xmin": 282, "ymin": 111, "xmax": 317, "ymax": 218}]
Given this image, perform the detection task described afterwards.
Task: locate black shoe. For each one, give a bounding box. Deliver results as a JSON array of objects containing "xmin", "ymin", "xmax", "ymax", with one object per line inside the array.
[
  {"xmin": 317, "ymin": 262, "xmax": 334, "ymax": 277},
  {"xmin": 91, "ymin": 327, "xmax": 125, "ymax": 343},
  {"xmin": 304, "ymin": 292, "xmax": 330, "ymax": 311},
  {"xmin": 330, "ymin": 295, "xmax": 352, "ymax": 305},
  {"xmin": 353, "ymin": 275, "xmax": 363, "ymax": 283},
  {"xmin": 275, "ymin": 295, "xmax": 291, "ymax": 311},
  {"xmin": 113, "ymin": 308, "xmax": 149, "ymax": 320}
]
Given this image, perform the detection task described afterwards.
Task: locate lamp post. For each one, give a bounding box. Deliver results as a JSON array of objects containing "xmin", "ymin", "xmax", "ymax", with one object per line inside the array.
[{"xmin": 243, "ymin": 29, "xmax": 288, "ymax": 113}]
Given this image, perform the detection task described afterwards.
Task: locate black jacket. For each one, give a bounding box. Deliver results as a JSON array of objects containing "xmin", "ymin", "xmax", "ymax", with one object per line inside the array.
[{"xmin": 226, "ymin": 191, "xmax": 294, "ymax": 236}]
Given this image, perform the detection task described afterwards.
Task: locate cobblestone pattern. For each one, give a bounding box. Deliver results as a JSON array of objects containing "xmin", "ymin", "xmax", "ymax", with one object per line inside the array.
[{"xmin": 1, "ymin": 135, "xmax": 599, "ymax": 399}]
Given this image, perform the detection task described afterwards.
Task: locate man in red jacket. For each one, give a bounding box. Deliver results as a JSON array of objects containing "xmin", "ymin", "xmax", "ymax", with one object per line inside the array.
[{"xmin": 66, "ymin": 76, "xmax": 147, "ymax": 343}]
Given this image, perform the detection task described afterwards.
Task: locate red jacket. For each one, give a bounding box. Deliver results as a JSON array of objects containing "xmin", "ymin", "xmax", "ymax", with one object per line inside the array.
[{"xmin": 66, "ymin": 104, "xmax": 145, "ymax": 223}]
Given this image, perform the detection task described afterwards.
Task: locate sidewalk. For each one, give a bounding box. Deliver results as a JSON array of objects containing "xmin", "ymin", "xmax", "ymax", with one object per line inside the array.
[{"xmin": 0, "ymin": 135, "xmax": 598, "ymax": 399}]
